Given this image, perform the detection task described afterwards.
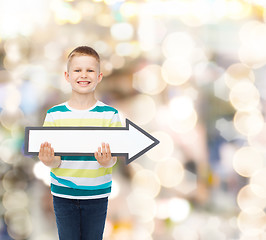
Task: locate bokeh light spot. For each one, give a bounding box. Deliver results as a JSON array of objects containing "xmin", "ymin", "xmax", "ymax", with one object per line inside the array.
[
  {"xmin": 133, "ymin": 64, "xmax": 167, "ymax": 95},
  {"xmin": 155, "ymin": 158, "xmax": 184, "ymax": 188},
  {"xmin": 162, "ymin": 58, "xmax": 192, "ymax": 86},
  {"xmin": 234, "ymin": 110, "xmax": 264, "ymax": 136},
  {"xmin": 132, "ymin": 169, "xmax": 161, "ymax": 198},
  {"xmin": 224, "ymin": 63, "xmax": 255, "ymax": 89},
  {"xmin": 233, "ymin": 147, "xmax": 263, "ymax": 177}
]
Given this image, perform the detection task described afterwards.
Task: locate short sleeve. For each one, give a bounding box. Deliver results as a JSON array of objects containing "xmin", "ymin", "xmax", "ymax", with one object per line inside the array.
[
  {"xmin": 110, "ymin": 111, "xmax": 122, "ymax": 127},
  {"xmin": 43, "ymin": 111, "xmax": 56, "ymax": 127}
]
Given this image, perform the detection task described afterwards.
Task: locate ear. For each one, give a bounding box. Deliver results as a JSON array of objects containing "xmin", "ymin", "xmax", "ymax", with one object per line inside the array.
[
  {"xmin": 97, "ymin": 72, "xmax": 103, "ymax": 83},
  {"xmin": 64, "ymin": 71, "xmax": 70, "ymax": 83}
]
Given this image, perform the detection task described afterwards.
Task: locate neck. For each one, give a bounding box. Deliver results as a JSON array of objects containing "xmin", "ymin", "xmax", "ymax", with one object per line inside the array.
[{"xmin": 68, "ymin": 92, "xmax": 97, "ymax": 110}]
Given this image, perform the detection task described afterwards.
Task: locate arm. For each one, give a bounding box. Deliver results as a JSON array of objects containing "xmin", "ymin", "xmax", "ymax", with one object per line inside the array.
[
  {"xmin": 94, "ymin": 143, "xmax": 117, "ymax": 168},
  {"xmin": 38, "ymin": 142, "xmax": 61, "ymax": 168}
]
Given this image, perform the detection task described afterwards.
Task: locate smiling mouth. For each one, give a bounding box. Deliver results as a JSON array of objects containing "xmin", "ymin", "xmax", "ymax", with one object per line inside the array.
[{"xmin": 77, "ymin": 81, "xmax": 91, "ymax": 86}]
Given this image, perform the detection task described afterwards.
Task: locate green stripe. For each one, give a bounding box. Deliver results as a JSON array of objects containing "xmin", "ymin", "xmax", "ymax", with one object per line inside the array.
[
  {"xmin": 90, "ymin": 106, "xmax": 118, "ymax": 113},
  {"xmin": 61, "ymin": 156, "xmax": 97, "ymax": 161},
  {"xmin": 51, "ymin": 167, "xmax": 112, "ymax": 178},
  {"xmin": 51, "ymin": 184, "xmax": 111, "ymax": 196},
  {"xmin": 47, "ymin": 105, "xmax": 71, "ymax": 113}
]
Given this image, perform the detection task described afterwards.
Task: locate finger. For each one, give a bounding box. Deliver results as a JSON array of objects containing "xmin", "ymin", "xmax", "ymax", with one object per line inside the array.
[
  {"xmin": 39, "ymin": 143, "xmax": 44, "ymax": 153},
  {"xmin": 38, "ymin": 148, "xmax": 43, "ymax": 158},
  {"xmin": 45, "ymin": 142, "xmax": 51, "ymax": 148},
  {"xmin": 48, "ymin": 146, "xmax": 52, "ymax": 156},
  {"xmin": 106, "ymin": 143, "xmax": 111, "ymax": 158},
  {"xmin": 44, "ymin": 144, "xmax": 51, "ymax": 156},
  {"xmin": 39, "ymin": 149, "xmax": 44, "ymax": 158},
  {"xmin": 43, "ymin": 146, "xmax": 48, "ymax": 157},
  {"xmin": 49, "ymin": 146, "xmax": 54, "ymax": 157},
  {"xmin": 102, "ymin": 143, "xmax": 106, "ymax": 155},
  {"xmin": 96, "ymin": 150, "xmax": 102, "ymax": 161},
  {"xmin": 42, "ymin": 143, "xmax": 47, "ymax": 154}
]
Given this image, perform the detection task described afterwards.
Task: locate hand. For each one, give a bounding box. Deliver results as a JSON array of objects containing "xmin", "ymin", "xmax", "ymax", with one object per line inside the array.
[
  {"xmin": 94, "ymin": 143, "xmax": 117, "ymax": 168},
  {"xmin": 38, "ymin": 142, "xmax": 61, "ymax": 168}
]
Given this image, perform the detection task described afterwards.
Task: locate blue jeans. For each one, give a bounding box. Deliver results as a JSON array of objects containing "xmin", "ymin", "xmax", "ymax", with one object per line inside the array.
[{"xmin": 53, "ymin": 196, "xmax": 108, "ymax": 240}]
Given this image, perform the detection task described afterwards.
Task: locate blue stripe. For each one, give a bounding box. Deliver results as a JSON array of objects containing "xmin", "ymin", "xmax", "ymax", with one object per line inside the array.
[
  {"xmin": 47, "ymin": 105, "xmax": 71, "ymax": 113},
  {"xmin": 90, "ymin": 106, "xmax": 118, "ymax": 113},
  {"xmin": 61, "ymin": 156, "xmax": 97, "ymax": 161},
  {"xmin": 50, "ymin": 172, "xmax": 112, "ymax": 190},
  {"xmin": 51, "ymin": 184, "xmax": 111, "ymax": 196}
]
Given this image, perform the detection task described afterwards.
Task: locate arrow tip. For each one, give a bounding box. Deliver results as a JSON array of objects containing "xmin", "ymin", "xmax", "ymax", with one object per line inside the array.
[{"xmin": 125, "ymin": 119, "xmax": 160, "ymax": 164}]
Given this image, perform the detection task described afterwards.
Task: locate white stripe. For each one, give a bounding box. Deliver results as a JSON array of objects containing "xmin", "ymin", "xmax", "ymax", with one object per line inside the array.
[
  {"xmin": 51, "ymin": 178, "xmax": 71, "ymax": 188},
  {"xmin": 52, "ymin": 192, "xmax": 110, "ymax": 200},
  {"xmin": 60, "ymin": 161, "xmax": 102, "ymax": 170},
  {"xmin": 51, "ymin": 174, "xmax": 112, "ymax": 186}
]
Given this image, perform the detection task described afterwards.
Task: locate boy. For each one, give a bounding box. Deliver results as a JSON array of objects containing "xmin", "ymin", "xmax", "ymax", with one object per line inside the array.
[{"xmin": 38, "ymin": 46, "xmax": 122, "ymax": 240}]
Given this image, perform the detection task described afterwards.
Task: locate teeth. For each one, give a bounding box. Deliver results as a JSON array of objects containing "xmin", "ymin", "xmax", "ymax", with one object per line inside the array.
[{"xmin": 78, "ymin": 81, "xmax": 90, "ymax": 84}]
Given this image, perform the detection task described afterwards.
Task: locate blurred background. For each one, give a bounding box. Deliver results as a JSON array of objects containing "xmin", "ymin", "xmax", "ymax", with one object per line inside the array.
[{"xmin": 0, "ymin": 0, "xmax": 266, "ymax": 239}]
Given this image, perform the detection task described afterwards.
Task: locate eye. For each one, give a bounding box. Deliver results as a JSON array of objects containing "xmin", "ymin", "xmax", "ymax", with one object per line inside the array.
[
  {"xmin": 88, "ymin": 69, "xmax": 94, "ymax": 72},
  {"xmin": 74, "ymin": 69, "xmax": 81, "ymax": 72}
]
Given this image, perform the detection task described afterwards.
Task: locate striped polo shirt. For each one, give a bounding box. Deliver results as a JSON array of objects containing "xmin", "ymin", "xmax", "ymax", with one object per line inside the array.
[{"xmin": 43, "ymin": 100, "xmax": 122, "ymax": 199}]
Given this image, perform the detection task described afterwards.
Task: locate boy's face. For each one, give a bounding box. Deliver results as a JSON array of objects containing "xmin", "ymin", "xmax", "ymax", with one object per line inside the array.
[{"xmin": 65, "ymin": 55, "xmax": 103, "ymax": 95}]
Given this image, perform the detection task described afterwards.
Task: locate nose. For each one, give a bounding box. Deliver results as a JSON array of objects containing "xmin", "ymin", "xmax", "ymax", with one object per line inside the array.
[{"xmin": 81, "ymin": 71, "xmax": 88, "ymax": 78}]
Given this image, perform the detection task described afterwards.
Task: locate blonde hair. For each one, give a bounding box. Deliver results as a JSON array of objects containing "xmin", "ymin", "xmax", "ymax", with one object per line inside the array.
[{"xmin": 67, "ymin": 46, "xmax": 100, "ymax": 71}]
